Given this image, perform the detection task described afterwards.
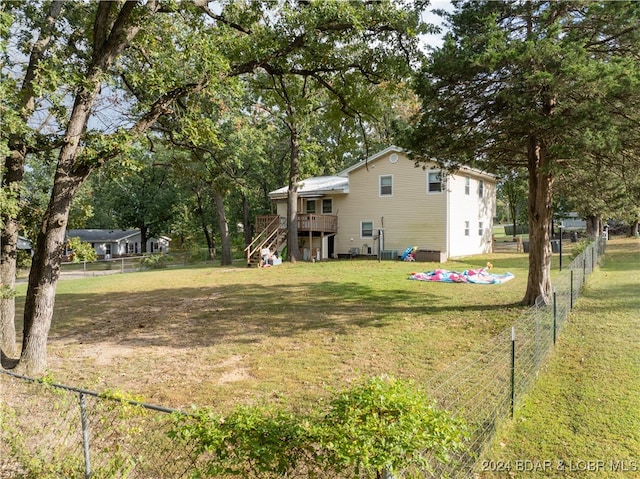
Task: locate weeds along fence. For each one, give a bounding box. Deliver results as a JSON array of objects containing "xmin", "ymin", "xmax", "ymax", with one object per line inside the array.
[{"xmin": 1, "ymin": 238, "xmax": 605, "ymax": 479}]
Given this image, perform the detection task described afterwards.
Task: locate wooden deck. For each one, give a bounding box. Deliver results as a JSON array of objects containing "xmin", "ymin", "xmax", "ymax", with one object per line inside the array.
[{"xmin": 256, "ymin": 214, "xmax": 337, "ymax": 234}]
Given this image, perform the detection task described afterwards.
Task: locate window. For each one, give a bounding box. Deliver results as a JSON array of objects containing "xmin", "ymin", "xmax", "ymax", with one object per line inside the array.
[
  {"xmin": 361, "ymin": 221, "xmax": 374, "ymax": 238},
  {"xmin": 478, "ymin": 221, "xmax": 484, "ymax": 236},
  {"xmin": 380, "ymin": 175, "xmax": 393, "ymax": 196},
  {"xmin": 465, "ymin": 176, "xmax": 470, "ymax": 195},
  {"xmin": 428, "ymin": 170, "xmax": 442, "ymax": 193},
  {"xmin": 478, "ymin": 180, "xmax": 484, "ymax": 198},
  {"xmin": 464, "ymin": 221, "xmax": 470, "ymax": 236},
  {"xmin": 306, "ymin": 200, "xmax": 316, "ymax": 214},
  {"xmin": 322, "ymin": 198, "xmax": 332, "ymax": 214}
]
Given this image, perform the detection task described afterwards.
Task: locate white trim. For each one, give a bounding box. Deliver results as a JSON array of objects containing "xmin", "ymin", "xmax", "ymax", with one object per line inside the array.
[
  {"xmin": 427, "ymin": 169, "xmax": 443, "ymax": 194},
  {"xmin": 360, "ymin": 220, "xmax": 374, "ymax": 239},
  {"xmin": 379, "ymin": 174, "xmax": 393, "ymax": 197}
]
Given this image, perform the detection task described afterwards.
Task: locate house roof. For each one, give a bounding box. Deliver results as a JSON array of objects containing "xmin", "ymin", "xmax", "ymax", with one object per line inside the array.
[
  {"xmin": 338, "ymin": 145, "xmax": 496, "ymax": 180},
  {"xmin": 66, "ymin": 229, "xmax": 172, "ymax": 242},
  {"xmin": 268, "ymin": 145, "xmax": 496, "ymax": 200},
  {"xmin": 66, "ymin": 229, "xmax": 142, "ymax": 242},
  {"xmin": 336, "ymin": 145, "xmax": 405, "ymax": 176},
  {"xmin": 17, "ymin": 235, "xmax": 32, "ymax": 250},
  {"xmin": 269, "ymin": 176, "xmax": 349, "ymax": 199}
]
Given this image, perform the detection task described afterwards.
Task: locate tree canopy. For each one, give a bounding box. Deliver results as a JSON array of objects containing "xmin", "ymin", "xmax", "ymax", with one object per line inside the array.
[
  {"xmin": 402, "ymin": 0, "xmax": 640, "ymax": 305},
  {"xmin": 1, "ymin": 0, "xmax": 430, "ymax": 374}
]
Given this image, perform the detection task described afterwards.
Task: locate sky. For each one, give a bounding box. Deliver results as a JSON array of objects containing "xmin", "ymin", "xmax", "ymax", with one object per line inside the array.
[{"xmin": 420, "ymin": 0, "xmax": 455, "ymax": 50}]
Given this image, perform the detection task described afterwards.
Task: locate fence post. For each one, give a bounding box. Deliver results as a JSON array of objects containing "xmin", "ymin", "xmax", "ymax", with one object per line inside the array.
[
  {"xmin": 79, "ymin": 392, "xmax": 92, "ymax": 479},
  {"xmin": 510, "ymin": 326, "xmax": 516, "ymax": 419},
  {"xmin": 121, "ymin": 257, "xmax": 124, "ymax": 273},
  {"xmin": 553, "ymin": 289, "xmax": 558, "ymax": 345},
  {"xmin": 583, "ymin": 257, "xmax": 586, "ymax": 284},
  {"xmin": 570, "ymin": 270, "xmax": 574, "ymax": 310}
]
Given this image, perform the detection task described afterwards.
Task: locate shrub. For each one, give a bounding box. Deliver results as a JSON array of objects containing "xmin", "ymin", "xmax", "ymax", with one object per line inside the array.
[
  {"xmin": 170, "ymin": 376, "xmax": 467, "ymax": 478},
  {"xmin": 569, "ymin": 239, "xmax": 592, "ymax": 261},
  {"xmin": 140, "ymin": 254, "xmax": 171, "ymax": 269},
  {"xmin": 318, "ymin": 376, "xmax": 468, "ymax": 478},
  {"xmin": 66, "ymin": 236, "xmax": 98, "ymax": 263}
]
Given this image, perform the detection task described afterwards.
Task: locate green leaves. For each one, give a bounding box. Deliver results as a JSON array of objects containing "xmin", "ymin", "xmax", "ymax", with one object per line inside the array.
[
  {"xmin": 321, "ymin": 376, "xmax": 467, "ymax": 477},
  {"xmin": 171, "ymin": 376, "xmax": 467, "ymax": 478},
  {"xmin": 65, "ymin": 236, "xmax": 97, "ymax": 263}
]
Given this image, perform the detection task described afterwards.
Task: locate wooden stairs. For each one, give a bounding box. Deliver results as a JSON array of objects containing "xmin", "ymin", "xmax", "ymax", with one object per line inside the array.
[{"xmin": 245, "ymin": 216, "xmax": 286, "ymax": 267}]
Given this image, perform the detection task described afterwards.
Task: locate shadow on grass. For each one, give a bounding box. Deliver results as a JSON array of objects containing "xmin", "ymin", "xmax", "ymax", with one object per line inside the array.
[{"xmin": 14, "ymin": 279, "xmax": 525, "ymax": 351}]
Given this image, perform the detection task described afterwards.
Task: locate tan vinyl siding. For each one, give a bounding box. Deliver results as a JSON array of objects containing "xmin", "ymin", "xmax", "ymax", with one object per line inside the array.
[{"xmin": 335, "ymin": 151, "xmax": 448, "ymax": 256}]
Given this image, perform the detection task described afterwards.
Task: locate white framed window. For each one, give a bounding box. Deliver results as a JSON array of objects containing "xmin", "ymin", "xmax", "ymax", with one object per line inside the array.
[
  {"xmin": 478, "ymin": 179, "xmax": 484, "ymax": 198},
  {"xmin": 322, "ymin": 198, "xmax": 332, "ymax": 214},
  {"xmin": 361, "ymin": 221, "xmax": 374, "ymax": 238},
  {"xmin": 428, "ymin": 170, "xmax": 443, "ymax": 193},
  {"xmin": 465, "ymin": 176, "xmax": 470, "ymax": 195},
  {"xmin": 380, "ymin": 175, "xmax": 393, "ymax": 196},
  {"xmin": 306, "ymin": 200, "xmax": 316, "ymax": 214},
  {"xmin": 478, "ymin": 221, "xmax": 484, "ymax": 236},
  {"xmin": 464, "ymin": 221, "xmax": 470, "ymax": 236}
]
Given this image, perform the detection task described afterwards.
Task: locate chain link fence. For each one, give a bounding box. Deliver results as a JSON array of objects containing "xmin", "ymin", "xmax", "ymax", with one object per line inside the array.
[
  {"xmin": 425, "ymin": 236, "xmax": 605, "ymax": 478},
  {"xmin": 1, "ymin": 238, "xmax": 605, "ymax": 478}
]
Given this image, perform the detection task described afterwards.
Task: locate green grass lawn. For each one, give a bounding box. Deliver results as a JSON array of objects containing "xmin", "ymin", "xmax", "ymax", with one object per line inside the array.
[
  {"xmin": 12, "ymin": 250, "xmax": 532, "ymax": 412},
  {"xmin": 477, "ymin": 238, "xmax": 640, "ymax": 478}
]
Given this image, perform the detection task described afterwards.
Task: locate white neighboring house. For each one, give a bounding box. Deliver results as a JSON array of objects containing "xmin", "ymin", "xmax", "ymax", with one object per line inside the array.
[
  {"xmin": 65, "ymin": 229, "xmax": 171, "ymax": 259},
  {"xmin": 266, "ymin": 145, "xmax": 497, "ymax": 261},
  {"xmin": 561, "ymin": 212, "xmax": 587, "ymax": 231}
]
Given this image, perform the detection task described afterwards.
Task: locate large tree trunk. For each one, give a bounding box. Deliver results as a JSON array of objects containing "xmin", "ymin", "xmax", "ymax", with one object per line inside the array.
[
  {"xmin": 522, "ymin": 136, "xmax": 554, "ymax": 306},
  {"xmin": 1, "ymin": 2, "xmax": 64, "ymax": 363},
  {"xmin": 242, "ymin": 193, "xmax": 252, "ymax": 249},
  {"xmin": 19, "ymin": 160, "xmax": 87, "ymax": 375},
  {"xmin": 140, "ymin": 225, "xmax": 149, "ymax": 254},
  {"xmin": 287, "ymin": 128, "xmax": 300, "ymax": 263},
  {"xmin": 1, "ymin": 151, "xmax": 26, "ymax": 359},
  {"xmin": 195, "ymin": 192, "xmax": 215, "ymax": 259},
  {"xmin": 213, "ymin": 190, "xmax": 232, "ymax": 266},
  {"xmin": 585, "ymin": 215, "xmax": 600, "ymax": 239},
  {"xmin": 0, "ymin": 217, "xmax": 20, "ymax": 359}
]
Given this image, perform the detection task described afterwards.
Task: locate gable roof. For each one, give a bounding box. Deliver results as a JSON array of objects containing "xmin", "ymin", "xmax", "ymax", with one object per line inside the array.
[
  {"xmin": 268, "ymin": 145, "xmax": 497, "ymax": 200},
  {"xmin": 338, "ymin": 145, "xmax": 496, "ymax": 180},
  {"xmin": 336, "ymin": 145, "xmax": 405, "ymax": 176}
]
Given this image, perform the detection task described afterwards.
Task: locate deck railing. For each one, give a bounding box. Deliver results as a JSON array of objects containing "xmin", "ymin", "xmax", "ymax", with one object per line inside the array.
[{"xmin": 255, "ymin": 214, "xmax": 338, "ymax": 234}]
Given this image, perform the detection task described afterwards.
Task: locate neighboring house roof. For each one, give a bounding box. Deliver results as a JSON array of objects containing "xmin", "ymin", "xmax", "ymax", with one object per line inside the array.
[
  {"xmin": 269, "ymin": 176, "xmax": 349, "ymax": 200},
  {"xmin": 66, "ymin": 229, "xmax": 141, "ymax": 242},
  {"xmin": 17, "ymin": 235, "xmax": 32, "ymax": 250}
]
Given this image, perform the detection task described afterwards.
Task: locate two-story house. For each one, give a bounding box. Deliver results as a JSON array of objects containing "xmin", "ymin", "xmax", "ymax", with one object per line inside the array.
[{"xmin": 253, "ymin": 145, "xmax": 496, "ymax": 263}]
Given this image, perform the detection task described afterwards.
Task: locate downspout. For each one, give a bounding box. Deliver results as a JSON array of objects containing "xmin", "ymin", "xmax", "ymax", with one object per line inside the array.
[{"xmin": 445, "ymin": 176, "xmax": 450, "ymax": 259}]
